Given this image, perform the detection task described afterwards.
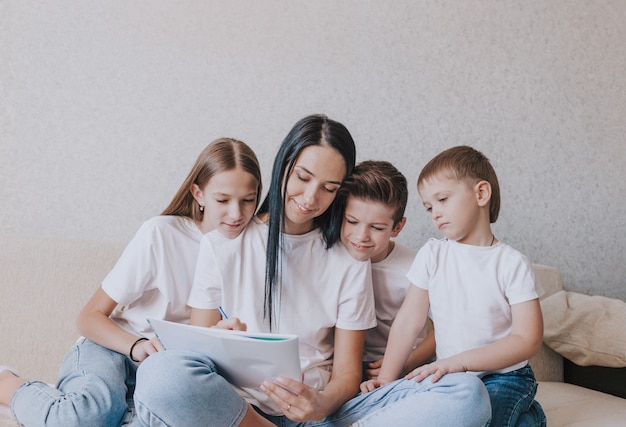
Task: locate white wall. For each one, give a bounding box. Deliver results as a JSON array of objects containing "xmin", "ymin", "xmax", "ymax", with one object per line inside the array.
[{"xmin": 2, "ymin": 1, "xmax": 625, "ymax": 299}]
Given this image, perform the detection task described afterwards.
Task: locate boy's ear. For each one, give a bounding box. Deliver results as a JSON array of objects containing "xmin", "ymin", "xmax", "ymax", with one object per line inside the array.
[
  {"xmin": 475, "ymin": 181, "xmax": 492, "ymax": 207},
  {"xmin": 391, "ymin": 217, "xmax": 407, "ymax": 238}
]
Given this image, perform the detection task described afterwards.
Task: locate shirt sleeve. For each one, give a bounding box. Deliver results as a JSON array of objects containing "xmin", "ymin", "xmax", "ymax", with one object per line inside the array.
[
  {"xmin": 101, "ymin": 220, "xmax": 158, "ymax": 306},
  {"xmin": 505, "ymin": 254, "xmax": 543, "ymax": 305},
  {"xmin": 187, "ymin": 233, "xmax": 222, "ymax": 309},
  {"xmin": 336, "ymin": 259, "xmax": 377, "ymax": 331},
  {"xmin": 406, "ymin": 240, "xmax": 436, "ymax": 291}
]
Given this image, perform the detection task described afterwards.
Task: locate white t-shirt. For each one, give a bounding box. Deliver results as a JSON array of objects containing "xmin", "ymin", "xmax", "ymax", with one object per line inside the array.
[
  {"xmin": 407, "ymin": 238, "xmax": 542, "ymax": 377},
  {"xmin": 102, "ymin": 215, "xmax": 203, "ymax": 338},
  {"xmin": 188, "ymin": 217, "xmax": 376, "ymax": 415},
  {"xmin": 364, "ymin": 242, "xmax": 428, "ymax": 362}
]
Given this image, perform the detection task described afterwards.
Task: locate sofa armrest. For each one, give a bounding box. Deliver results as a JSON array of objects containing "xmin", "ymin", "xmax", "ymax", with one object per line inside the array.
[
  {"xmin": 530, "ymin": 263, "xmax": 565, "ymax": 382},
  {"xmin": 530, "ymin": 344, "xmax": 565, "ymax": 382},
  {"xmin": 0, "ymin": 235, "xmax": 123, "ymax": 384},
  {"xmin": 532, "ymin": 263, "xmax": 564, "ymax": 299}
]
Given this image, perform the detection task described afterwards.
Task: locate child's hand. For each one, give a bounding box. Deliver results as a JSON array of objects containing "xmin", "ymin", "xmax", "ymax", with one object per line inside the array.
[
  {"xmin": 364, "ymin": 358, "xmax": 383, "ymax": 380},
  {"xmin": 405, "ymin": 357, "xmax": 467, "ymax": 383},
  {"xmin": 133, "ymin": 336, "xmax": 165, "ymax": 362},
  {"xmin": 359, "ymin": 377, "xmax": 391, "ymax": 394},
  {"xmin": 212, "ymin": 317, "xmax": 247, "ymax": 331}
]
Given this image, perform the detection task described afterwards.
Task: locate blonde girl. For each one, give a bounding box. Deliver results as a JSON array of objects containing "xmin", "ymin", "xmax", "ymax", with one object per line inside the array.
[{"xmin": 0, "ymin": 138, "xmax": 262, "ymax": 427}]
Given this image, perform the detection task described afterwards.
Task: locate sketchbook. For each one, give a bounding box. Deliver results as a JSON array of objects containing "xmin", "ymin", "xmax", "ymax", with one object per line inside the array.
[{"xmin": 147, "ymin": 318, "xmax": 301, "ymax": 388}]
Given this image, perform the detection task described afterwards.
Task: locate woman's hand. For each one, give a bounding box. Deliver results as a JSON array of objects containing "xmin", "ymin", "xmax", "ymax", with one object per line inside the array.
[
  {"xmin": 261, "ymin": 328, "xmax": 364, "ymax": 421},
  {"xmin": 260, "ymin": 376, "xmax": 331, "ymax": 422}
]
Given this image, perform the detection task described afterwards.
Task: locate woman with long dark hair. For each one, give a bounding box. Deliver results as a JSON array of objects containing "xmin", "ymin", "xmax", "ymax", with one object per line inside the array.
[{"xmin": 133, "ymin": 115, "xmax": 490, "ymax": 427}]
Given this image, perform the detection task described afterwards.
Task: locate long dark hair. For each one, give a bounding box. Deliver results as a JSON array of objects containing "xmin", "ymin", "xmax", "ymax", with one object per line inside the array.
[{"xmin": 257, "ymin": 114, "xmax": 356, "ymax": 329}]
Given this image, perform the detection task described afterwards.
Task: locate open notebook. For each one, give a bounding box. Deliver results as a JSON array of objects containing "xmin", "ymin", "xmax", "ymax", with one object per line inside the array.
[{"xmin": 147, "ymin": 318, "xmax": 301, "ymax": 388}]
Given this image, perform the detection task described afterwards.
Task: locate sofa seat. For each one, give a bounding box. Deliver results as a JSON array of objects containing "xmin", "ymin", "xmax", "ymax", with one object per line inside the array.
[
  {"xmin": 0, "ymin": 407, "xmax": 12, "ymax": 425},
  {"xmin": 537, "ymin": 382, "xmax": 626, "ymax": 426},
  {"xmin": 1, "ymin": 237, "xmax": 625, "ymax": 426}
]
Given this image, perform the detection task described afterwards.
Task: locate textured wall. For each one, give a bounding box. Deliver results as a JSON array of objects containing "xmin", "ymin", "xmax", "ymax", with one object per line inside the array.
[{"xmin": 1, "ymin": 1, "xmax": 624, "ymax": 299}]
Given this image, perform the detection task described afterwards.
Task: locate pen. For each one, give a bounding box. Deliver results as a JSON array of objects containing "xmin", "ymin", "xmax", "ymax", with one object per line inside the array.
[{"xmin": 218, "ymin": 306, "xmax": 228, "ymax": 320}]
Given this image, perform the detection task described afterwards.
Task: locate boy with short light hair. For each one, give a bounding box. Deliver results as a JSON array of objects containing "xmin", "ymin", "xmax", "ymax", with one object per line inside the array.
[
  {"xmin": 339, "ymin": 160, "xmax": 435, "ymax": 380},
  {"xmin": 361, "ymin": 146, "xmax": 546, "ymax": 426}
]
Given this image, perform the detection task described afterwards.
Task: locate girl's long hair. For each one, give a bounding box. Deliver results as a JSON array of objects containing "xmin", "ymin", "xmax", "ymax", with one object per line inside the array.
[
  {"xmin": 162, "ymin": 138, "xmax": 262, "ymax": 219},
  {"xmin": 257, "ymin": 114, "xmax": 356, "ymax": 329}
]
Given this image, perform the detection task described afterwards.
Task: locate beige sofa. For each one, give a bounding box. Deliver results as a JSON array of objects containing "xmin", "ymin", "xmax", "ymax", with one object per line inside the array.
[{"xmin": 1, "ymin": 235, "xmax": 626, "ymax": 426}]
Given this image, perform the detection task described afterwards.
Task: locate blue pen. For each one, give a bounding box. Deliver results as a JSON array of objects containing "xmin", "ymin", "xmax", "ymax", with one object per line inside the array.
[{"xmin": 218, "ymin": 306, "xmax": 228, "ymax": 320}]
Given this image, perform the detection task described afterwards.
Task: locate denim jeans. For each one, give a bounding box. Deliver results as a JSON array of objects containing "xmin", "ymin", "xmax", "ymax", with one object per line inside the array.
[
  {"xmin": 11, "ymin": 338, "xmax": 137, "ymax": 427},
  {"xmin": 134, "ymin": 350, "xmax": 491, "ymax": 427},
  {"xmin": 482, "ymin": 365, "xmax": 546, "ymax": 427}
]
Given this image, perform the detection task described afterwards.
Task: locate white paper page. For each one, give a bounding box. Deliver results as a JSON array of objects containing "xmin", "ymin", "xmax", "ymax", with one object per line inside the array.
[{"xmin": 147, "ymin": 318, "xmax": 301, "ymax": 388}]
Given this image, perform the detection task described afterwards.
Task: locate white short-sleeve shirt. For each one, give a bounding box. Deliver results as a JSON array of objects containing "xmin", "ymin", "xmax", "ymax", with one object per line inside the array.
[
  {"xmin": 406, "ymin": 238, "xmax": 542, "ymax": 376},
  {"xmin": 188, "ymin": 217, "xmax": 376, "ymax": 414},
  {"xmin": 364, "ymin": 242, "xmax": 428, "ymax": 362},
  {"xmin": 102, "ymin": 215, "xmax": 203, "ymax": 338}
]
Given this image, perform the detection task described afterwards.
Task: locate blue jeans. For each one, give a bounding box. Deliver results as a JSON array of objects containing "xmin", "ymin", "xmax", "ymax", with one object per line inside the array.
[
  {"xmin": 11, "ymin": 338, "xmax": 138, "ymax": 427},
  {"xmin": 482, "ymin": 365, "xmax": 546, "ymax": 427},
  {"xmin": 134, "ymin": 351, "xmax": 491, "ymax": 427}
]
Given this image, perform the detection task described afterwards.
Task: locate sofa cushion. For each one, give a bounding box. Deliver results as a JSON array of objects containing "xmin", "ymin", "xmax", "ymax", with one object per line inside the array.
[
  {"xmin": 541, "ymin": 290, "xmax": 626, "ymax": 368},
  {"xmin": 536, "ymin": 382, "xmax": 626, "ymax": 426},
  {"xmin": 0, "ymin": 405, "xmax": 11, "ymax": 426}
]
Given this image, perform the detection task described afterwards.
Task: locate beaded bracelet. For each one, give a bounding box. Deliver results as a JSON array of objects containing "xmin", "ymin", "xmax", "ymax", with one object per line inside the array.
[{"xmin": 129, "ymin": 337, "xmax": 149, "ymax": 362}]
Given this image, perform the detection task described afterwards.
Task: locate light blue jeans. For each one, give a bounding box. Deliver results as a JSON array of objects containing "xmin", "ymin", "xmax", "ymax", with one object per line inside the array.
[
  {"xmin": 11, "ymin": 338, "xmax": 139, "ymax": 427},
  {"xmin": 134, "ymin": 351, "xmax": 491, "ymax": 427}
]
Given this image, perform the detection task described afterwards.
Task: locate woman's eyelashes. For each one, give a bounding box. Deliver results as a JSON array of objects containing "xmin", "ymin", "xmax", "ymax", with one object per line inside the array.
[{"xmin": 295, "ymin": 172, "xmax": 339, "ymax": 193}]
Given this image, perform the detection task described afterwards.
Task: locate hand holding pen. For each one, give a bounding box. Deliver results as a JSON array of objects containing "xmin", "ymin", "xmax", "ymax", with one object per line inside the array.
[{"xmin": 216, "ymin": 306, "xmax": 247, "ymax": 331}]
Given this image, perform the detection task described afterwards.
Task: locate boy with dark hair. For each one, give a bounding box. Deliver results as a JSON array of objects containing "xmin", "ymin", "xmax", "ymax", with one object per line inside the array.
[{"xmin": 339, "ymin": 160, "xmax": 435, "ymax": 380}]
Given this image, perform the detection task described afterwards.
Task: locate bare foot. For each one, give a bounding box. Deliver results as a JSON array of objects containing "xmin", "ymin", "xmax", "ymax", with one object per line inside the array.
[{"xmin": 0, "ymin": 369, "xmax": 27, "ymax": 406}]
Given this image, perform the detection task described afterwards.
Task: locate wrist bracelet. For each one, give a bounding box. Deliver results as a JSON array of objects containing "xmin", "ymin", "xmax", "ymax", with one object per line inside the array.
[{"xmin": 129, "ymin": 337, "xmax": 149, "ymax": 362}]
